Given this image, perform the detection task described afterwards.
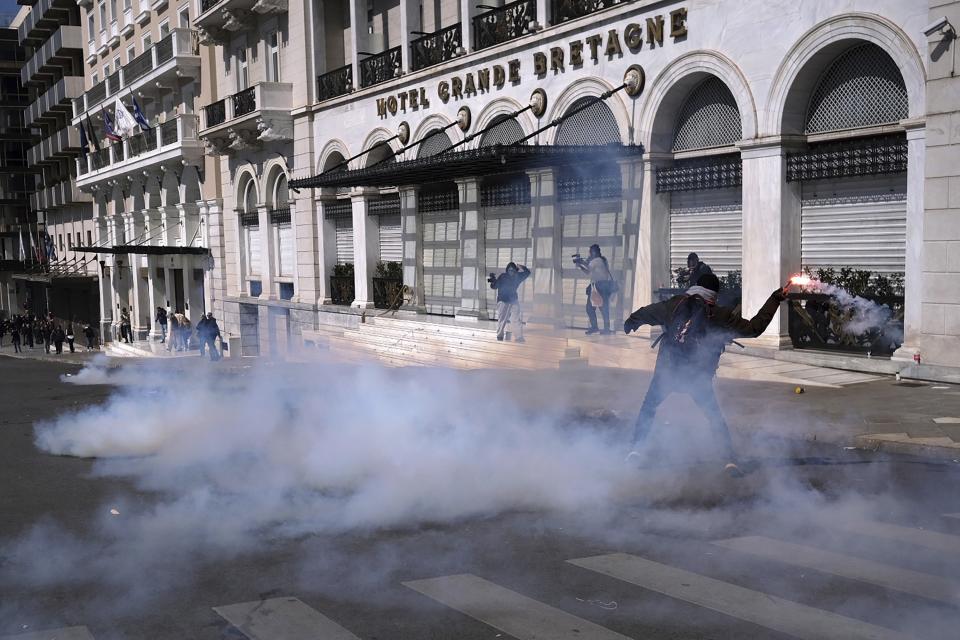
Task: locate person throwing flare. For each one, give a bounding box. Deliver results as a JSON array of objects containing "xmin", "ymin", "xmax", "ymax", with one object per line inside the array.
[{"xmin": 623, "ymin": 273, "xmax": 792, "ymax": 477}]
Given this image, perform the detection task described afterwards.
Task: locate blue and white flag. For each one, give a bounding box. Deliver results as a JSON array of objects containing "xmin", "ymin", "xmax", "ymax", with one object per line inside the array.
[
  {"xmin": 131, "ymin": 95, "xmax": 152, "ymax": 130},
  {"xmin": 113, "ymin": 96, "xmax": 138, "ymax": 138}
]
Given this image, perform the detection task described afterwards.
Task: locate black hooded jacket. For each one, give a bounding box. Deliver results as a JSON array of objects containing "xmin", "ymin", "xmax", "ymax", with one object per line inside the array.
[{"xmin": 491, "ymin": 266, "xmax": 530, "ymax": 304}]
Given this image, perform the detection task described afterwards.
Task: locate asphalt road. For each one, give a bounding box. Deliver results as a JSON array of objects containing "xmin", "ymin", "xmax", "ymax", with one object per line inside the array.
[{"xmin": 1, "ymin": 355, "xmax": 959, "ymax": 640}]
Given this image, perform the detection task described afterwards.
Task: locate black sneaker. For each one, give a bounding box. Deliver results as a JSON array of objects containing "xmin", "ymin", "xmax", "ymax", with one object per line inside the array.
[
  {"xmin": 496, "ymin": 335, "xmax": 504, "ymax": 341},
  {"xmin": 585, "ymin": 328, "xmax": 599, "ymax": 335}
]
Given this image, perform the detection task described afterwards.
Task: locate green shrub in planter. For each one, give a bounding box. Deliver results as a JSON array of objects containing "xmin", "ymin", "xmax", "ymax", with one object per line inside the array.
[{"xmin": 333, "ymin": 263, "xmax": 354, "ymax": 278}]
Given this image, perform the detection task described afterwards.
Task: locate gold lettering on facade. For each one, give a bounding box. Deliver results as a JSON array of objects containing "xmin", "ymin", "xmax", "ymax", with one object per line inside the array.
[
  {"xmin": 624, "ymin": 23, "xmax": 643, "ymax": 50},
  {"xmin": 493, "ymin": 64, "xmax": 505, "ymax": 88},
  {"xmin": 408, "ymin": 89, "xmax": 418, "ymax": 109},
  {"xmin": 376, "ymin": 98, "xmax": 387, "ymax": 117},
  {"xmin": 569, "ymin": 40, "xmax": 583, "ymax": 66},
  {"xmin": 420, "ymin": 87, "xmax": 430, "ymax": 108},
  {"xmin": 585, "ymin": 34, "xmax": 603, "ymax": 62},
  {"xmin": 399, "ymin": 92, "xmax": 408, "ymax": 111},
  {"xmin": 508, "ymin": 58, "xmax": 521, "ymax": 83},
  {"xmin": 464, "ymin": 72, "xmax": 477, "ymax": 95},
  {"xmin": 550, "ymin": 46, "xmax": 564, "ymax": 72},
  {"xmin": 387, "ymin": 95, "xmax": 398, "ymax": 115},
  {"xmin": 533, "ymin": 51, "xmax": 547, "ymax": 76},
  {"xmin": 646, "ymin": 15, "xmax": 664, "ymax": 46},
  {"xmin": 438, "ymin": 80, "xmax": 450, "ymax": 102},
  {"xmin": 451, "ymin": 76, "xmax": 463, "ymax": 99},
  {"xmin": 605, "ymin": 30, "xmax": 622, "ymax": 58},
  {"xmin": 478, "ymin": 68, "xmax": 490, "ymax": 92},
  {"xmin": 670, "ymin": 8, "xmax": 687, "ymax": 37}
]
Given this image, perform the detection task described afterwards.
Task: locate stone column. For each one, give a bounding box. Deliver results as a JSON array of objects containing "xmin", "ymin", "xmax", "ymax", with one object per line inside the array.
[
  {"xmin": 316, "ymin": 193, "xmax": 339, "ymax": 305},
  {"xmin": 400, "ymin": 0, "xmax": 420, "ymax": 74},
  {"xmin": 460, "ymin": 0, "xmax": 481, "ymax": 53},
  {"xmin": 738, "ymin": 137, "xmax": 803, "ymax": 348},
  {"xmin": 147, "ymin": 255, "xmax": 165, "ymax": 341},
  {"xmin": 130, "ymin": 254, "xmax": 150, "ymax": 339},
  {"xmin": 631, "ymin": 153, "xmax": 672, "ymax": 337},
  {"xmin": 455, "ymin": 178, "xmax": 486, "ymax": 320},
  {"xmin": 350, "ymin": 188, "xmax": 378, "ymax": 308},
  {"xmin": 348, "ymin": 0, "xmax": 366, "ymax": 89},
  {"xmin": 618, "ymin": 158, "xmax": 644, "ymax": 318},
  {"xmin": 293, "ymin": 195, "xmax": 318, "ymax": 305},
  {"xmin": 98, "ymin": 266, "xmax": 113, "ymax": 342},
  {"xmin": 893, "ymin": 121, "xmax": 927, "ymax": 362},
  {"xmin": 399, "ymin": 186, "xmax": 425, "ymax": 311},
  {"xmin": 527, "ymin": 168, "xmax": 561, "ymax": 326},
  {"xmin": 257, "ymin": 204, "xmax": 276, "ymax": 299}
]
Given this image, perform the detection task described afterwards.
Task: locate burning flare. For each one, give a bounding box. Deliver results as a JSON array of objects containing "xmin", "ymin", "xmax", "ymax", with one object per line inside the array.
[{"xmin": 790, "ymin": 274, "xmax": 813, "ymax": 287}]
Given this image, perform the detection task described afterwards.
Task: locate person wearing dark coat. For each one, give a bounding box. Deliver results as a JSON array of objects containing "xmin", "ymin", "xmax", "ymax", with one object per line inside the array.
[
  {"xmin": 489, "ymin": 262, "xmax": 531, "ymax": 342},
  {"xmin": 686, "ymin": 252, "xmax": 713, "ymax": 289},
  {"xmin": 156, "ymin": 307, "xmax": 168, "ymax": 343},
  {"xmin": 65, "ymin": 323, "xmax": 76, "ymax": 353},
  {"xmin": 623, "ymin": 273, "xmax": 791, "ymax": 476},
  {"xmin": 10, "ymin": 325, "xmax": 21, "ymax": 353},
  {"xmin": 51, "ymin": 324, "xmax": 66, "ymax": 355},
  {"xmin": 83, "ymin": 323, "xmax": 96, "ymax": 349},
  {"xmin": 197, "ymin": 312, "xmax": 221, "ymax": 360}
]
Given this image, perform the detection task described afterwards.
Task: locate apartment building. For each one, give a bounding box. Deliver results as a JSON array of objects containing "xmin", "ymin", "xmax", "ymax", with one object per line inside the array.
[{"xmin": 71, "ymin": 0, "xmax": 220, "ymax": 341}]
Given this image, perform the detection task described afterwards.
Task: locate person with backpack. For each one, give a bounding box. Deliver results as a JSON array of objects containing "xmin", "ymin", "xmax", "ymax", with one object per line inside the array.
[
  {"xmin": 573, "ymin": 244, "xmax": 617, "ymax": 335},
  {"xmin": 623, "ymin": 273, "xmax": 791, "ymax": 477},
  {"xmin": 488, "ymin": 262, "xmax": 531, "ymax": 342}
]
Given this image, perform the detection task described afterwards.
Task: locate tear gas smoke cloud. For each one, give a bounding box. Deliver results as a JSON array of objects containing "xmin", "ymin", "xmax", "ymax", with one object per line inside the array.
[{"xmin": 795, "ymin": 278, "xmax": 903, "ymax": 343}]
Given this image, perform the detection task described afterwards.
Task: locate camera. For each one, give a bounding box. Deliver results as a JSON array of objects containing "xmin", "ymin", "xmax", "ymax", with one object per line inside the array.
[
  {"xmin": 487, "ymin": 272, "xmax": 497, "ymax": 285},
  {"xmin": 571, "ymin": 253, "xmax": 583, "ymax": 264},
  {"xmin": 924, "ymin": 16, "xmax": 954, "ymax": 37}
]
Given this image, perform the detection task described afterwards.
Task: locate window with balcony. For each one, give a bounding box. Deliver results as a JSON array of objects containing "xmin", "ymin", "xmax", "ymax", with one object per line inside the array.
[
  {"xmin": 237, "ymin": 47, "xmax": 249, "ymax": 91},
  {"xmin": 110, "ymin": 0, "xmax": 117, "ymax": 21},
  {"xmin": 99, "ymin": 3, "xmax": 107, "ymax": 28},
  {"xmin": 127, "ymin": 44, "xmax": 135, "ymax": 62},
  {"xmin": 179, "ymin": 6, "xmax": 190, "ymax": 27},
  {"xmin": 88, "ymin": 15, "xmax": 96, "ymax": 41},
  {"xmin": 266, "ymin": 32, "xmax": 280, "ymax": 83},
  {"xmin": 143, "ymin": 34, "xmax": 152, "ymax": 50},
  {"xmin": 91, "ymin": 72, "xmax": 99, "ymax": 86},
  {"xmin": 159, "ymin": 20, "xmax": 170, "ymax": 39}
]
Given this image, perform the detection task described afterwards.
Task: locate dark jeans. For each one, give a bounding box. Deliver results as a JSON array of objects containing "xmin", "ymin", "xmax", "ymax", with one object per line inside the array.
[
  {"xmin": 54, "ymin": 341, "xmax": 63, "ymax": 354},
  {"xmin": 12, "ymin": 341, "xmax": 20, "ymax": 353},
  {"xmin": 585, "ymin": 284, "xmax": 612, "ymax": 331},
  {"xmin": 199, "ymin": 335, "xmax": 219, "ymax": 360},
  {"xmin": 67, "ymin": 338, "xmax": 75, "ymax": 353},
  {"xmin": 86, "ymin": 337, "xmax": 95, "ymax": 349},
  {"xmin": 630, "ymin": 369, "xmax": 736, "ymax": 461},
  {"xmin": 159, "ymin": 322, "xmax": 167, "ymax": 343}
]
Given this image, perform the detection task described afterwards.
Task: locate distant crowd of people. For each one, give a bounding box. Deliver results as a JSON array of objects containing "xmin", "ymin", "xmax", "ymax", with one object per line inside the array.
[{"xmin": 0, "ymin": 313, "xmax": 98, "ymax": 355}]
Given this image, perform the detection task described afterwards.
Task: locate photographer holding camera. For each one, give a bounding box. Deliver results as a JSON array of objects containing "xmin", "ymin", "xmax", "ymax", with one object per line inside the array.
[
  {"xmin": 573, "ymin": 244, "xmax": 617, "ymax": 335},
  {"xmin": 488, "ymin": 262, "xmax": 531, "ymax": 342}
]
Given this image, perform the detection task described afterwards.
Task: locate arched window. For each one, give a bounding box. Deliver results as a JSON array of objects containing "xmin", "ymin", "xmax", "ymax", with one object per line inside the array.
[
  {"xmin": 672, "ymin": 77, "xmax": 742, "ymax": 152},
  {"xmin": 366, "ymin": 141, "xmax": 395, "ymax": 166},
  {"xmin": 417, "ymin": 128, "xmax": 453, "ymax": 158},
  {"xmin": 274, "ymin": 174, "xmax": 289, "ymax": 208},
  {"xmin": 555, "ymin": 97, "xmax": 621, "ymax": 145},
  {"xmin": 479, "ymin": 115, "xmax": 525, "ymax": 147},
  {"xmin": 805, "ymin": 43, "xmax": 908, "ymax": 134},
  {"xmin": 243, "ymin": 179, "xmax": 257, "ymax": 213}
]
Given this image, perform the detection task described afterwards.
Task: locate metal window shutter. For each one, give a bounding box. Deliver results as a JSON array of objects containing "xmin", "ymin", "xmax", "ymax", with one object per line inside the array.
[
  {"xmin": 421, "ymin": 210, "xmax": 461, "ymax": 316},
  {"xmin": 801, "ymin": 174, "xmax": 906, "ymax": 275},
  {"xmin": 278, "ymin": 223, "xmax": 294, "ymax": 276},
  {"xmin": 378, "ymin": 214, "xmax": 402, "ymax": 263},
  {"xmin": 559, "ymin": 202, "xmax": 622, "ymax": 329},
  {"xmin": 670, "ymin": 187, "xmax": 743, "ymax": 279},
  {"xmin": 247, "ymin": 227, "xmax": 261, "ymax": 275},
  {"xmin": 484, "ymin": 206, "xmax": 532, "ymax": 319},
  {"xmin": 335, "ymin": 216, "xmax": 354, "ymax": 264}
]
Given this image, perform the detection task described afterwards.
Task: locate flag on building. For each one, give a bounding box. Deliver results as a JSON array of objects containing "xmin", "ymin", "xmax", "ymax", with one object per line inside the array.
[
  {"xmin": 77, "ymin": 120, "xmax": 89, "ymax": 156},
  {"xmin": 102, "ymin": 107, "xmax": 122, "ymax": 142},
  {"xmin": 44, "ymin": 233, "xmax": 57, "ymax": 262},
  {"xmin": 131, "ymin": 95, "xmax": 152, "ymax": 130},
  {"xmin": 18, "ymin": 230, "xmax": 25, "ymax": 262},
  {"xmin": 85, "ymin": 114, "xmax": 101, "ymax": 152},
  {"xmin": 113, "ymin": 96, "xmax": 138, "ymax": 138}
]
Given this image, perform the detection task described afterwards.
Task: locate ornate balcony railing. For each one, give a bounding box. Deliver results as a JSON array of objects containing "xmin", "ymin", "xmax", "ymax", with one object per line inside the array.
[
  {"xmin": 359, "ymin": 46, "xmax": 402, "ymax": 88},
  {"xmin": 411, "ymin": 23, "xmax": 462, "ymax": 71},
  {"xmin": 155, "ymin": 33, "xmax": 174, "ymax": 65},
  {"xmin": 786, "ymin": 135, "xmax": 907, "ymax": 182},
  {"xmin": 160, "ymin": 119, "xmax": 178, "ymax": 146},
  {"xmin": 317, "ymin": 64, "xmax": 352, "ymax": 102},
  {"xmin": 269, "ymin": 207, "xmax": 291, "ymax": 224},
  {"xmin": 239, "ymin": 210, "xmax": 260, "ymax": 226},
  {"xmin": 205, "ymin": 99, "xmax": 226, "ymax": 127},
  {"xmin": 123, "ymin": 48, "xmax": 154, "ymax": 85},
  {"xmin": 656, "ymin": 155, "xmax": 743, "ymax": 193},
  {"xmin": 232, "ymin": 86, "xmax": 256, "ymax": 117},
  {"xmin": 551, "ymin": 0, "xmax": 616, "ymax": 23},
  {"xmin": 329, "ymin": 275, "xmax": 355, "ymax": 305},
  {"xmin": 473, "ymin": 0, "xmax": 537, "ymax": 51}
]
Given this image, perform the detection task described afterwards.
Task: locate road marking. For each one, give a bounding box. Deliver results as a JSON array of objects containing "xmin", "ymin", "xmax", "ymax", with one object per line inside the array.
[
  {"xmin": 945, "ymin": 513, "xmax": 960, "ymax": 520},
  {"xmin": 213, "ymin": 597, "xmax": 360, "ymax": 640},
  {"xmin": 568, "ymin": 553, "xmax": 907, "ymax": 640},
  {"xmin": 837, "ymin": 519, "xmax": 960, "ymax": 555},
  {"xmin": 713, "ymin": 536, "xmax": 960, "ymax": 606},
  {"xmin": 403, "ymin": 573, "xmax": 632, "ymax": 640},
  {"xmin": 0, "ymin": 628, "xmax": 95, "ymax": 640}
]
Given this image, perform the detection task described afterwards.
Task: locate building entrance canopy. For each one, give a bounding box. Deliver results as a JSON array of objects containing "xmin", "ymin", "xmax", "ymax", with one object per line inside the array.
[
  {"xmin": 290, "ymin": 144, "xmax": 644, "ymax": 190},
  {"xmin": 72, "ymin": 245, "xmax": 211, "ymax": 256}
]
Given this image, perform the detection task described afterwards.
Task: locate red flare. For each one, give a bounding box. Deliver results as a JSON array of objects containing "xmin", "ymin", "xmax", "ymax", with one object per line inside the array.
[{"xmin": 790, "ymin": 274, "xmax": 813, "ymax": 287}]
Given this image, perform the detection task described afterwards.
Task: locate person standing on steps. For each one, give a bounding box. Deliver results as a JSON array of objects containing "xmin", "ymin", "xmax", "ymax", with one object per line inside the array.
[
  {"xmin": 573, "ymin": 244, "xmax": 617, "ymax": 335},
  {"xmin": 686, "ymin": 252, "xmax": 713, "ymax": 289},
  {"xmin": 488, "ymin": 262, "xmax": 531, "ymax": 343},
  {"xmin": 156, "ymin": 307, "xmax": 168, "ymax": 343}
]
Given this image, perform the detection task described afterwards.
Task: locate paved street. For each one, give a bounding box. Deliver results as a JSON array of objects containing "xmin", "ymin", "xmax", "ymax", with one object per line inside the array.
[{"xmin": 1, "ymin": 355, "xmax": 960, "ymax": 639}]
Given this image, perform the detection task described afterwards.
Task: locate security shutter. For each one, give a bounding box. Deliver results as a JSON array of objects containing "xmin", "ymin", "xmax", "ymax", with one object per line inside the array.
[
  {"xmin": 246, "ymin": 226, "xmax": 261, "ymax": 275},
  {"xmin": 378, "ymin": 214, "xmax": 402, "ymax": 263},
  {"xmin": 278, "ymin": 223, "xmax": 294, "ymax": 276},
  {"xmin": 482, "ymin": 176, "xmax": 532, "ymax": 319},
  {"xmin": 417, "ymin": 129, "xmax": 453, "ymax": 158},
  {"xmin": 420, "ymin": 187, "xmax": 461, "ymax": 316},
  {"xmin": 801, "ymin": 174, "xmax": 906, "ymax": 275},
  {"xmin": 669, "ymin": 187, "xmax": 743, "ymax": 279},
  {"xmin": 335, "ymin": 216, "xmax": 354, "ymax": 264}
]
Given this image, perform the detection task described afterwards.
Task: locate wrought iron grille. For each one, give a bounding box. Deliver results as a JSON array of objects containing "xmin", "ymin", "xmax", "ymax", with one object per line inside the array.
[
  {"xmin": 481, "ymin": 176, "xmax": 531, "ymax": 207},
  {"xmin": 786, "ymin": 135, "xmax": 907, "ymax": 182},
  {"xmin": 155, "ymin": 34, "xmax": 174, "ymax": 65},
  {"xmin": 106, "ymin": 70, "xmax": 121, "ymax": 96},
  {"xmin": 239, "ymin": 210, "xmax": 260, "ymax": 227},
  {"xmin": 672, "ymin": 77, "xmax": 742, "ymax": 151},
  {"xmin": 323, "ymin": 199, "xmax": 353, "ymax": 219},
  {"xmin": 656, "ymin": 155, "xmax": 742, "ymax": 192},
  {"xmin": 359, "ymin": 46, "xmax": 402, "ymax": 88},
  {"xmin": 411, "ymin": 23, "xmax": 462, "ymax": 71},
  {"xmin": 418, "ymin": 186, "xmax": 459, "ymax": 213},
  {"xmin": 160, "ymin": 119, "xmax": 178, "ymax": 146},
  {"xmin": 368, "ymin": 194, "xmax": 400, "ymax": 216},
  {"xmin": 373, "ymin": 277, "xmax": 404, "ymax": 309},
  {"xmin": 787, "ymin": 292, "xmax": 903, "ymax": 355},
  {"xmin": 479, "ymin": 116, "xmax": 525, "ymax": 147},
  {"xmin": 473, "ymin": 0, "xmax": 537, "ymax": 51},
  {"xmin": 551, "ymin": 0, "xmax": 617, "ymax": 24},
  {"xmin": 124, "ymin": 49, "xmax": 154, "ymax": 85},
  {"xmin": 417, "ymin": 129, "xmax": 454, "ymax": 159},
  {"xmin": 805, "ymin": 43, "xmax": 908, "ymax": 134},
  {"xmin": 555, "ymin": 97, "xmax": 621, "ymax": 145},
  {"xmin": 317, "ymin": 64, "xmax": 352, "ymax": 102},
  {"xmin": 233, "ymin": 87, "xmax": 256, "ymax": 117},
  {"xmin": 200, "ymin": 0, "xmax": 221, "ymax": 13},
  {"xmin": 205, "ymin": 99, "xmax": 226, "ymax": 127},
  {"xmin": 557, "ymin": 170, "xmax": 621, "ymax": 201},
  {"xmin": 269, "ymin": 207, "xmax": 291, "ymax": 224},
  {"xmin": 86, "ymin": 80, "xmax": 106, "ymax": 107},
  {"xmin": 329, "ymin": 275, "xmax": 355, "ymax": 305}
]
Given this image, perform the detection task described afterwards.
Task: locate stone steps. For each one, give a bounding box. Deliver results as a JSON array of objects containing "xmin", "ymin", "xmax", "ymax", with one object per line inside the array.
[{"xmin": 347, "ymin": 323, "xmax": 568, "ymax": 360}]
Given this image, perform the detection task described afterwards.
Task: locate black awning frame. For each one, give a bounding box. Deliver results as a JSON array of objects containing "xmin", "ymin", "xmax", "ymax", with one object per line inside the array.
[{"xmin": 73, "ymin": 245, "xmax": 210, "ymax": 256}]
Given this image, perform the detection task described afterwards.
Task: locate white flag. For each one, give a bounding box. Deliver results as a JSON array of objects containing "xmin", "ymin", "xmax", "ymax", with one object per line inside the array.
[
  {"xmin": 113, "ymin": 96, "xmax": 138, "ymax": 138},
  {"xmin": 18, "ymin": 231, "xmax": 25, "ymax": 261}
]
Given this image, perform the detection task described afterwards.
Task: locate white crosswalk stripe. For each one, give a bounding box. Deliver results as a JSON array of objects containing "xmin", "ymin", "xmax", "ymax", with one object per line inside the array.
[
  {"xmin": 713, "ymin": 535, "xmax": 960, "ymax": 606},
  {"xmin": 213, "ymin": 597, "xmax": 360, "ymax": 640},
  {"xmin": 568, "ymin": 553, "xmax": 909, "ymax": 640},
  {"xmin": 837, "ymin": 519, "xmax": 960, "ymax": 555},
  {"xmin": 0, "ymin": 628, "xmax": 95, "ymax": 640},
  {"xmin": 403, "ymin": 573, "xmax": 633, "ymax": 640},
  {"xmin": 944, "ymin": 513, "xmax": 960, "ymax": 520}
]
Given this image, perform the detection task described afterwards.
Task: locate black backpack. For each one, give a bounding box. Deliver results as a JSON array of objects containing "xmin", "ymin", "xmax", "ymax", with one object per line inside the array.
[{"xmin": 661, "ymin": 295, "xmax": 713, "ymax": 362}]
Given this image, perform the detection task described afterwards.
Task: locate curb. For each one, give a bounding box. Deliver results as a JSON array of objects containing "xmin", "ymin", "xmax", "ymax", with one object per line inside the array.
[{"xmin": 853, "ymin": 433, "xmax": 960, "ymax": 461}]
